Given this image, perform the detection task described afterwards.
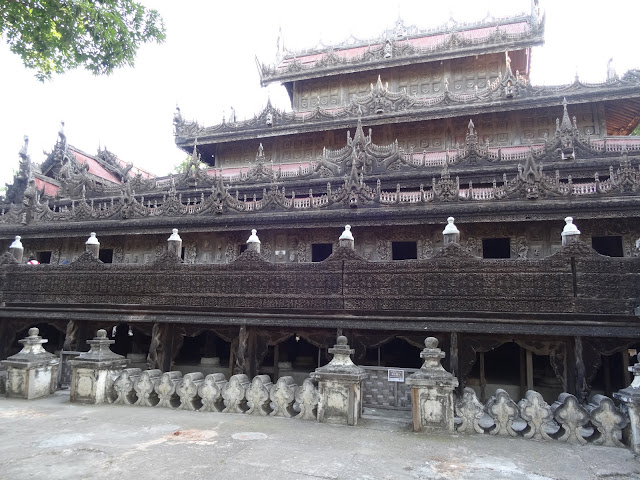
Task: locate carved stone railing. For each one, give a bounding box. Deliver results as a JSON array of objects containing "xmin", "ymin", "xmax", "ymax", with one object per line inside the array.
[
  {"xmin": 455, "ymin": 387, "xmax": 628, "ymax": 448},
  {"xmin": 111, "ymin": 369, "xmax": 319, "ymax": 421}
]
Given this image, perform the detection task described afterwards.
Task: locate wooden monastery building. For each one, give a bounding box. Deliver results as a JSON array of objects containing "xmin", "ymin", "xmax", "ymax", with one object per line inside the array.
[{"xmin": 1, "ymin": 5, "xmax": 640, "ymax": 408}]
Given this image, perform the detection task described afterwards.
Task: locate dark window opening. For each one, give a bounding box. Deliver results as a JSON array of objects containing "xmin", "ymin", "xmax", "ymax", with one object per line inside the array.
[
  {"xmin": 238, "ymin": 244, "xmax": 248, "ymax": 255},
  {"xmin": 181, "ymin": 247, "xmax": 185, "ymax": 260},
  {"xmin": 37, "ymin": 251, "xmax": 52, "ymax": 264},
  {"xmin": 392, "ymin": 241, "xmax": 417, "ymax": 260},
  {"xmin": 482, "ymin": 238, "xmax": 511, "ymax": 259},
  {"xmin": 591, "ymin": 236, "xmax": 623, "ymax": 257},
  {"xmin": 312, "ymin": 243, "xmax": 332, "ymax": 262},
  {"xmin": 99, "ymin": 248, "xmax": 113, "ymax": 263}
]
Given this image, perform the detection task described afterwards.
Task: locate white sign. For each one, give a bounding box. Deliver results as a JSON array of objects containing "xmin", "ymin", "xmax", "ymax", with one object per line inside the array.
[{"xmin": 388, "ymin": 369, "xmax": 405, "ymax": 383}]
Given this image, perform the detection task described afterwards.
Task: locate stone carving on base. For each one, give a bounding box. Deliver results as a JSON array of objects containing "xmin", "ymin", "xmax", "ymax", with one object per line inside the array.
[
  {"xmin": 177, "ymin": 372, "xmax": 205, "ymax": 411},
  {"xmin": 270, "ymin": 376, "xmax": 297, "ymax": 418},
  {"xmin": 486, "ymin": 389, "xmax": 519, "ymax": 436},
  {"xmin": 113, "ymin": 368, "xmax": 142, "ymax": 405},
  {"xmin": 222, "ymin": 374, "xmax": 250, "ymax": 413},
  {"xmin": 134, "ymin": 369, "xmax": 162, "ymax": 407},
  {"xmin": 551, "ymin": 392, "xmax": 590, "ymax": 445},
  {"xmin": 246, "ymin": 374, "xmax": 273, "ymax": 415},
  {"xmin": 155, "ymin": 371, "xmax": 183, "ymax": 408},
  {"xmin": 454, "ymin": 387, "xmax": 485, "ymax": 434},
  {"xmin": 518, "ymin": 390, "xmax": 554, "ymax": 440},
  {"xmin": 614, "ymin": 353, "xmax": 640, "ymax": 453},
  {"xmin": 405, "ymin": 337, "xmax": 459, "ymax": 433},
  {"xmin": 311, "ymin": 336, "xmax": 368, "ymax": 426},
  {"xmin": 198, "ymin": 373, "xmax": 228, "ymax": 412},
  {"xmin": 68, "ymin": 329, "xmax": 128, "ymax": 404},
  {"xmin": 295, "ymin": 378, "xmax": 319, "ymax": 420},
  {"xmin": 587, "ymin": 394, "xmax": 627, "ymax": 447},
  {"xmin": 1, "ymin": 327, "xmax": 59, "ymax": 400}
]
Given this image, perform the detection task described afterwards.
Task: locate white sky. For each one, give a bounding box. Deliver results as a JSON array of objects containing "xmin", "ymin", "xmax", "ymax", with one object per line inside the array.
[{"xmin": 1, "ymin": 0, "xmax": 638, "ymax": 189}]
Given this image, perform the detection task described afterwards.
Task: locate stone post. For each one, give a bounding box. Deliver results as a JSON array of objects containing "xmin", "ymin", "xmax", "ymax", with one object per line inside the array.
[
  {"xmin": 68, "ymin": 329, "xmax": 129, "ymax": 404},
  {"xmin": 310, "ymin": 336, "xmax": 368, "ymax": 426},
  {"xmin": 85, "ymin": 232, "xmax": 100, "ymax": 258},
  {"xmin": 246, "ymin": 229, "xmax": 261, "ymax": 254},
  {"xmin": 167, "ymin": 228, "xmax": 182, "ymax": 257},
  {"xmin": 9, "ymin": 236, "xmax": 24, "ymax": 263},
  {"xmin": 442, "ymin": 217, "xmax": 460, "ymax": 245},
  {"xmin": 561, "ymin": 216, "xmax": 581, "ymax": 246},
  {"xmin": 406, "ymin": 337, "xmax": 459, "ymax": 433},
  {"xmin": 614, "ymin": 353, "xmax": 640, "ymax": 453},
  {"xmin": 338, "ymin": 225, "xmax": 354, "ymax": 249},
  {"xmin": 1, "ymin": 327, "xmax": 59, "ymax": 399}
]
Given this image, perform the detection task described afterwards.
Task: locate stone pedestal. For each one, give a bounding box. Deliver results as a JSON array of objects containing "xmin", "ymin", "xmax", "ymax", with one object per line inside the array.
[
  {"xmin": 310, "ymin": 336, "xmax": 368, "ymax": 426},
  {"xmin": 68, "ymin": 329, "xmax": 129, "ymax": 404},
  {"xmin": 614, "ymin": 353, "xmax": 640, "ymax": 453},
  {"xmin": 406, "ymin": 337, "xmax": 459, "ymax": 433},
  {"xmin": 1, "ymin": 328, "xmax": 59, "ymax": 399}
]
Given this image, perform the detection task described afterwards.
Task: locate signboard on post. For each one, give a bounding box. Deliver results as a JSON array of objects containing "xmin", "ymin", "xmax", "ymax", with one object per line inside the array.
[{"xmin": 387, "ymin": 369, "xmax": 405, "ymax": 383}]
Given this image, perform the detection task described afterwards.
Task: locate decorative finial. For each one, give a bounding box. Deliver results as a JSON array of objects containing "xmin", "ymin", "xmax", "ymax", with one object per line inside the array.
[
  {"xmin": 339, "ymin": 225, "xmax": 353, "ymax": 241},
  {"xmin": 247, "ymin": 229, "xmax": 261, "ymax": 244},
  {"xmin": 10, "ymin": 236, "xmax": 23, "ymax": 249},
  {"xmin": 85, "ymin": 232, "xmax": 99, "ymax": 245},
  {"xmin": 443, "ymin": 217, "xmax": 459, "ymax": 235},
  {"xmin": 28, "ymin": 327, "xmax": 39, "ymax": 337},
  {"xmin": 168, "ymin": 228, "xmax": 181, "ymax": 241}
]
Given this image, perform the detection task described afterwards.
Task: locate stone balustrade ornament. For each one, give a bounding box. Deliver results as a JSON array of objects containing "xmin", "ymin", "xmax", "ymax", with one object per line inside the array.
[
  {"xmin": 198, "ymin": 373, "xmax": 228, "ymax": 412},
  {"xmin": 1, "ymin": 327, "xmax": 59, "ymax": 400},
  {"xmin": 155, "ymin": 371, "xmax": 183, "ymax": 408},
  {"xmin": 442, "ymin": 217, "xmax": 460, "ymax": 244},
  {"xmin": 177, "ymin": 372, "xmax": 205, "ymax": 411},
  {"xmin": 222, "ymin": 374, "xmax": 251, "ymax": 413},
  {"xmin": 551, "ymin": 392, "xmax": 591, "ymax": 445},
  {"xmin": 614, "ymin": 353, "xmax": 640, "ymax": 453},
  {"xmin": 454, "ymin": 387, "xmax": 485, "ymax": 434},
  {"xmin": 295, "ymin": 378, "xmax": 319, "ymax": 420},
  {"xmin": 338, "ymin": 225, "xmax": 354, "ymax": 249},
  {"xmin": 561, "ymin": 216, "xmax": 581, "ymax": 246},
  {"xmin": 587, "ymin": 394, "xmax": 628, "ymax": 447},
  {"xmin": 113, "ymin": 368, "xmax": 142, "ymax": 405},
  {"xmin": 9, "ymin": 235, "xmax": 24, "ymax": 263},
  {"xmin": 270, "ymin": 376, "xmax": 297, "ymax": 418},
  {"xmin": 68, "ymin": 329, "xmax": 129, "ymax": 404},
  {"xmin": 246, "ymin": 229, "xmax": 261, "ymax": 253},
  {"xmin": 311, "ymin": 335, "xmax": 368, "ymax": 426},
  {"xmin": 518, "ymin": 390, "xmax": 554, "ymax": 440},
  {"xmin": 167, "ymin": 228, "xmax": 182, "ymax": 257},
  {"xmin": 246, "ymin": 374, "xmax": 273, "ymax": 415},
  {"xmin": 134, "ymin": 369, "xmax": 162, "ymax": 407},
  {"xmin": 85, "ymin": 232, "xmax": 100, "ymax": 258},
  {"xmin": 486, "ymin": 389, "xmax": 519, "ymax": 436}
]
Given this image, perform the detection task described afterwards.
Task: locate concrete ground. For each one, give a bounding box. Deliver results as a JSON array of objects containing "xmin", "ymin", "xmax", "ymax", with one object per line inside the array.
[{"xmin": 0, "ymin": 392, "xmax": 638, "ymax": 480}]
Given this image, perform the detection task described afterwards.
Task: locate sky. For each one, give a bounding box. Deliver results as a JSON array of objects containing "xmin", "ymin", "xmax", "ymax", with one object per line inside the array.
[{"xmin": 1, "ymin": 0, "xmax": 638, "ymax": 189}]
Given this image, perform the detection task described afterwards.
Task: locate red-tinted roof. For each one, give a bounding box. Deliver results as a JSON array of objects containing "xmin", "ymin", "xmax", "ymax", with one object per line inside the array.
[
  {"xmin": 72, "ymin": 150, "xmax": 121, "ymax": 184},
  {"xmin": 34, "ymin": 177, "xmax": 60, "ymax": 197}
]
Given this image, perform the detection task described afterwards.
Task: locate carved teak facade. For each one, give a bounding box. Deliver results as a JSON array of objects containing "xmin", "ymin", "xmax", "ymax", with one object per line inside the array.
[{"xmin": 1, "ymin": 8, "xmax": 640, "ymax": 405}]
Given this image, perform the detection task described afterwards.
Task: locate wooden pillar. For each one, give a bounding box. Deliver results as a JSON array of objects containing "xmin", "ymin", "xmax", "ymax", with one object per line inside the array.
[
  {"xmin": 575, "ymin": 336, "xmax": 587, "ymax": 402},
  {"xmin": 0, "ymin": 322, "xmax": 12, "ymax": 360},
  {"xmin": 566, "ymin": 337, "xmax": 576, "ymax": 395},
  {"xmin": 449, "ymin": 332, "xmax": 459, "ymax": 377},
  {"xmin": 479, "ymin": 351, "xmax": 486, "ymax": 403},
  {"xmin": 603, "ymin": 355, "xmax": 612, "ymax": 398},
  {"xmin": 161, "ymin": 323, "xmax": 175, "ymax": 373},
  {"xmin": 623, "ymin": 349, "xmax": 632, "ymax": 387},
  {"xmin": 247, "ymin": 326, "xmax": 257, "ymax": 379},
  {"xmin": 273, "ymin": 343, "xmax": 280, "ymax": 380},
  {"xmin": 519, "ymin": 346, "xmax": 527, "ymax": 399}
]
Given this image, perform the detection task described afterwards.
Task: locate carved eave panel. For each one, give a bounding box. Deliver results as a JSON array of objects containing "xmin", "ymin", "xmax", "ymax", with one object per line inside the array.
[
  {"xmin": 261, "ymin": 37, "xmax": 542, "ymax": 86},
  {"xmin": 174, "ymin": 81, "xmax": 640, "ymax": 149}
]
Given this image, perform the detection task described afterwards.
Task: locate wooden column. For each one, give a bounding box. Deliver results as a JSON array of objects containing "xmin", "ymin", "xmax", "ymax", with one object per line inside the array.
[
  {"xmin": 247, "ymin": 326, "xmax": 257, "ymax": 379},
  {"xmin": 449, "ymin": 332, "xmax": 459, "ymax": 377},
  {"xmin": 161, "ymin": 324, "xmax": 175, "ymax": 373},
  {"xmin": 519, "ymin": 346, "xmax": 527, "ymax": 399},
  {"xmin": 623, "ymin": 350, "xmax": 632, "ymax": 387},
  {"xmin": 479, "ymin": 351, "xmax": 486, "ymax": 403},
  {"xmin": 575, "ymin": 336, "xmax": 587, "ymax": 402},
  {"xmin": 566, "ymin": 337, "xmax": 576, "ymax": 395},
  {"xmin": 603, "ymin": 355, "xmax": 612, "ymax": 397},
  {"xmin": 273, "ymin": 343, "xmax": 280, "ymax": 380}
]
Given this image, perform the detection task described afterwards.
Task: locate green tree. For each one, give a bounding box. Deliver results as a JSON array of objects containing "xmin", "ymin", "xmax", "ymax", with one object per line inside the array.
[
  {"xmin": 0, "ymin": 0, "xmax": 165, "ymax": 81},
  {"xmin": 632, "ymin": 124, "xmax": 640, "ymax": 136}
]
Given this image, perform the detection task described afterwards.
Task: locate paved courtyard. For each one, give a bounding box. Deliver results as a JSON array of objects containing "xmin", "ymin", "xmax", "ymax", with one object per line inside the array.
[{"xmin": 0, "ymin": 391, "xmax": 638, "ymax": 480}]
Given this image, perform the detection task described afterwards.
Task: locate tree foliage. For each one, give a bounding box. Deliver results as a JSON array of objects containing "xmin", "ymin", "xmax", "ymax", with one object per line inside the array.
[{"xmin": 0, "ymin": 0, "xmax": 166, "ymax": 81}]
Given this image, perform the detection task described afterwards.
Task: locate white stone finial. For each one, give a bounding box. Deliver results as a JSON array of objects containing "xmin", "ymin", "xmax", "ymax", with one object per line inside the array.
[
  {"xmin": 339, "ymin": 225, "xmax": 354, "ymax": 241},
  {"xmin": 561, "ymin": 217, "xmax": 580, "ymax": 237},
  {"xmin": 9, "ymin": 236, "xmax": 23, "ymax": 249},
  {"xmin": 443, "ymin": 217, "xmax": 459, "ymax": 235},
  {"xmin": 85, "ymin": 232, "xmax": 100, "ymax": 245},
  {"xmin": 247, "ymin": 229, "xmax": 261, "ymax": 244},
  {"xmin": 168, "ymin": 228, "xmax": 181, "ymax": 241}
]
